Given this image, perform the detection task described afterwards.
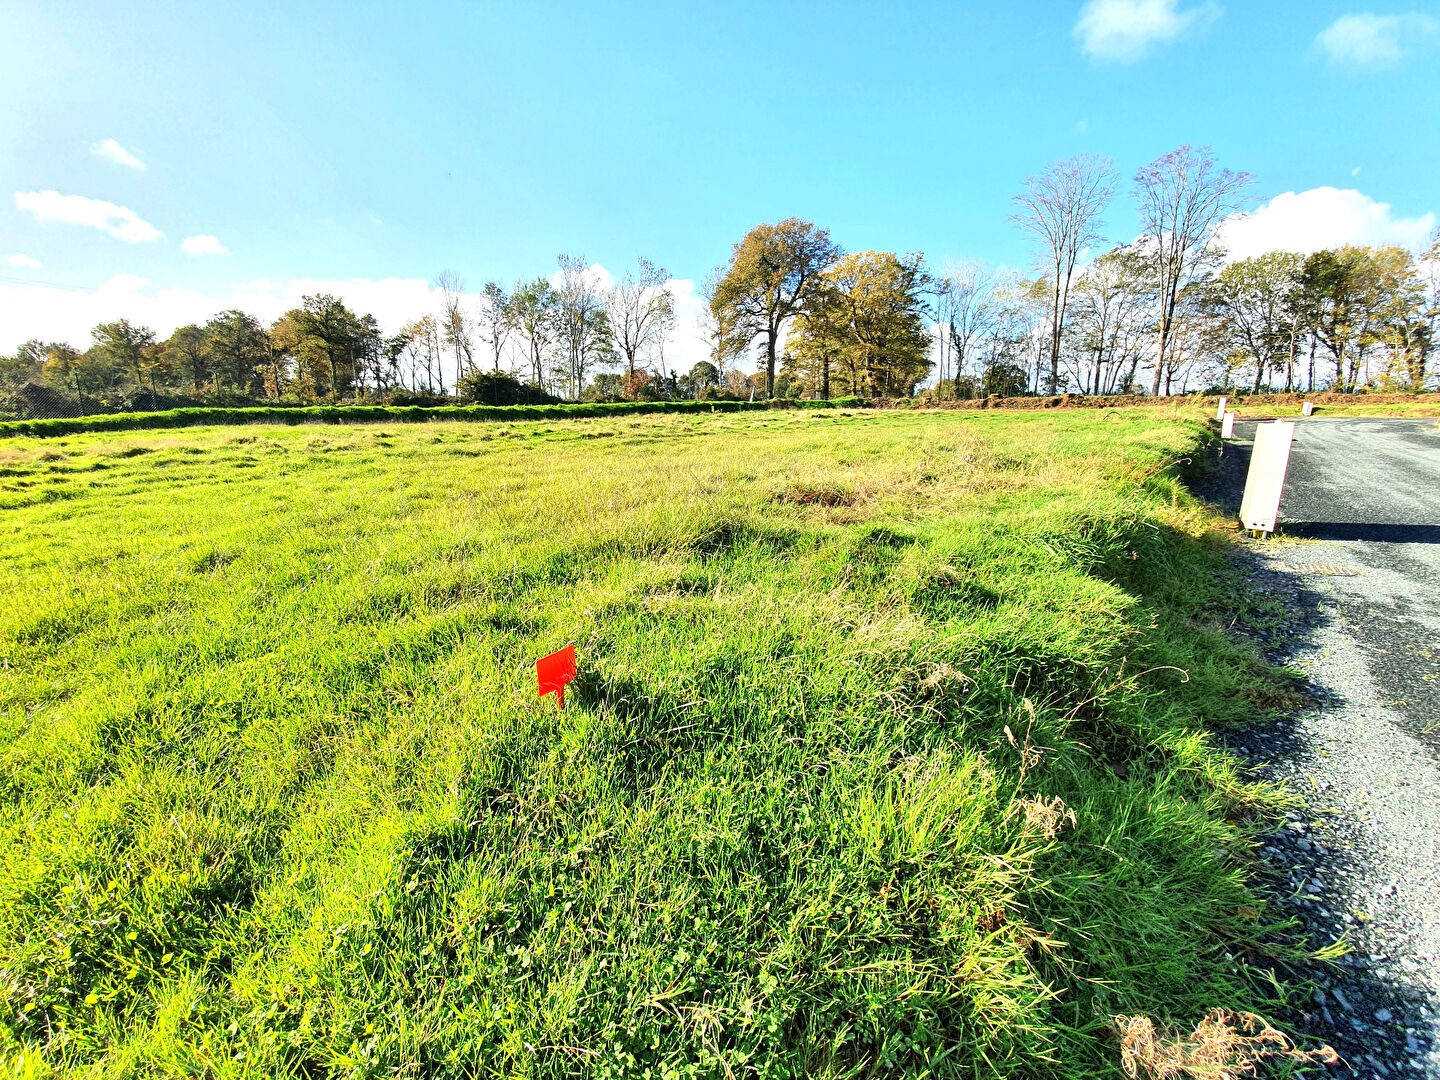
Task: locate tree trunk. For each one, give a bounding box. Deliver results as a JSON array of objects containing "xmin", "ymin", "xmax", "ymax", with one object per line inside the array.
[
  {"xmin": 764, "ymin": 328, "xmax": 778, "ymax": 399},
  {"xmin": 1047, "ymin": 323, "xmax": 1060, "ymax": 395}
]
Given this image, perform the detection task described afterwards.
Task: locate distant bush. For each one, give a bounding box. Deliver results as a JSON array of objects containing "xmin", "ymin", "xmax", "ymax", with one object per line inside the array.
[{"xmin": 456, "ymin": 371, "xmax": 560, "ymax": 406}]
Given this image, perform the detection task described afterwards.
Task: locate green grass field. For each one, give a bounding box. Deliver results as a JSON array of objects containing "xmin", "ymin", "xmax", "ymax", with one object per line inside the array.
[{"xmin": 0, "ymin": 409, "xmax": 1312, "ymax": 1077}]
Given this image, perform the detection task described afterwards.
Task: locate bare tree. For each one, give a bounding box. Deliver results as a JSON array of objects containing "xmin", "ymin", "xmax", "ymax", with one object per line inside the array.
[
  {"xmin": 1011, "ymin": 154, "xmax": 1117, "ymax": 394},
  {"xmin": 697, "ymin": 271, "xmax": 727, "ymax": 376},
  {"xmin": 935, "ymin": 261, "xmax": 996, "ymax": 398},
  {"xmin": 555, "ymin": 255, "xmax": 616, "ymax": 399},
  {"xmin": 435, "ymin": 270, "xmax": 474, "ymax": 393},
  {"xmin": 1064, "ymin": 245, "xmax": 1152, "ymax": 395},
  {"xmin": 477, "ymin": 281, "xmax": 514, "ymax": 373},
  {"xmin": 1133, "ymin": 145, "xmax": 1252, "ymax": 395},
  {"xmin": 607, "ymin": 257, "xmax": 676, "ymax": 378},
  {"xmin": 397, "ymin": 316, "xmax": 442, "ymax": 394},
  {"xmin": 1419, "ymin": 229, "xmax": 1440, "ymax": 389},
  {"xmin": 1160, "ymin": 283, "xmax": 1226, "ymax": 394}
]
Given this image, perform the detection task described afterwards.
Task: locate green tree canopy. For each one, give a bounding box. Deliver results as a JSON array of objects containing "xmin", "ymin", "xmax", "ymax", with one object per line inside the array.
[
  {"xmin": 1206, "ymin": 251, "xmax": 1305, "ymax": 392},
  {"xmin": 90, "ymin": 319, "xmax": 160, "ymax": 405},
  {"xmin": 272, "ymin": 295, "xmax": 377, "ymax": 399},
  {"xmin": 711, "ymin": 218, "xmax": 842, "ymax": 398},
  {"xmin": 786, "ymin": 251, "xmax": 933, "ymax": 399},
  {"xmin": 205, "ymin": 310, "xmax": 272, "ymax": 397}
]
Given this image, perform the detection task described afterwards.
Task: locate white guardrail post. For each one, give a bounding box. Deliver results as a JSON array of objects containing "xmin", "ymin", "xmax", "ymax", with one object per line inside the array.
[
  {"xmin": 1216, "ymin": 395, "xmax": 1228, "ymax": 421},
  {"xmin": 1239, "ymin": 420, "xmax": 1295, "ymax": 537},
  {"xmin": 1221, "ymin": 410, "xmax": 1235, "ymax": 439}
]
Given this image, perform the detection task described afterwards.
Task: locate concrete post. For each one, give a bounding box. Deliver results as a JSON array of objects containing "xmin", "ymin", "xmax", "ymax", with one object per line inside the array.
[
  {"xmin": 1302, "ymin": 401, "xmax": 1314, "ymax": 417},
  {"xmin": 1221, "ymin": 411, "xmax": 1236, "ymax": 438},
  {"xmin": 1216, "ymin": 395, "xmax": 1228, "ymax": 421},
  {"xmin": 1239, "ymin": 420, "xmax": 1295, "ymax": 537}
]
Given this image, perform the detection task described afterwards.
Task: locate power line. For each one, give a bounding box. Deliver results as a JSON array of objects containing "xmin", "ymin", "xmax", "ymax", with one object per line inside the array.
[{"xmin": 0, "ymin": 273, "xmax": 100, "ymax": 293}]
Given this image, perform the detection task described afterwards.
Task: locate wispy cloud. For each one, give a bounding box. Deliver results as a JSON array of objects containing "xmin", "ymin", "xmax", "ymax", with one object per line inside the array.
[
  {"xmin": 14, "ymin": 190, "xmax": 162, "ymax": 243},
  {"xmin": 1216, "ymin": 186, "xmax": 1435, "ymax": 261},
  {"xmin": 92, "ymin": 138, "xmax": 146, "ymax": 170},
  {"xmin": 181, "ymin": 234, "xmax": 229, "ymax": 256},
  {"xmin": 1316, "ymin": 12, "xmax": 1439, "ymax": 68},
  {"xmin": 6, "ymin": 254, "xmax": 42, "ymax": 269},
  {"xmin": 1074, "ymin": 0, "xmax": 1221, "ymax": 62}
]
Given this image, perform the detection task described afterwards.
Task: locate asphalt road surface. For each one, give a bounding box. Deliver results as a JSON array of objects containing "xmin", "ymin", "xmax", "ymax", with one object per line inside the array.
[
  {"xmin": 1273, "ymin": 416, "xmax": 1440, "ymax": 542},
  {"xmin": 1224, "ymin": 416, "xmax": 1440, "ymax": 1076}
]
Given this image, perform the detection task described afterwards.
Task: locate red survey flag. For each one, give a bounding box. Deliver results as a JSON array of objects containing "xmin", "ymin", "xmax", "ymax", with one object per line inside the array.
[{"xmin": 536, "ymin": 644, "xmax": 577, "ymax": 710}]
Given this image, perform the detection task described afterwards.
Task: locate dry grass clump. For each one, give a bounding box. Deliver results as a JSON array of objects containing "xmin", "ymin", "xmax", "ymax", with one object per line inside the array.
[
  {"xmin": 1115, "ymin": 1009, "xmax": 1339, "ymax": 1078},
  {"xmin": 917, "ymin": 660, "xmax": 974, "ymax": 694},
  {"xmin": 1016, "ymin": 794, "xmax": 1078, "ymax": 839},
  {"xmin": 773, "ymin": 479, "xmax": 859, "ymax": 507}
]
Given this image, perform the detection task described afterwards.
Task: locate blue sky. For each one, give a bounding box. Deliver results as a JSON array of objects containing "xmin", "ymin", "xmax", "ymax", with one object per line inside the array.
[{"xmin": 2, "ymin": 0, "xmax": 1437, "ymax": 364}]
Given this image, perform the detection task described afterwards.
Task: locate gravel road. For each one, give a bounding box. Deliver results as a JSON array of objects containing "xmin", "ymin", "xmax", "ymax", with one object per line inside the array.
[{"xmin": 1208, "ymin": 417, "xmax": 1440, "ymax": 1077}]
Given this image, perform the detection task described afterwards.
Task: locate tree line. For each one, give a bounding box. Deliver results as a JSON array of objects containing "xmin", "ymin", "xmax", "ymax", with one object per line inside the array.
[
  {"xmin": 711, "ymin": 147, "xmax": 1438, "ymax": 401},
  {"xmin": 3, "ymin": 144, "xmax": 1437, "ymax": 420},
  {"xmin": 0, "ymin": 256, "xmax": 724, "ymax": 418}
]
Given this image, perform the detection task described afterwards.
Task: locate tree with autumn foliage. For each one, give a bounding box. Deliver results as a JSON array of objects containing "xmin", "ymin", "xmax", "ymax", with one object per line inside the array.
[
  {"xmin": 785, "ymin": 251, "xmax": 933, "ymax": 398},
  {"xmin": 710, "ymin": 218, "xmax": 842, "ymax": 398},
  {"xmin": 271, "ymin": 295, "xmax": 380, "ymax": 399}
]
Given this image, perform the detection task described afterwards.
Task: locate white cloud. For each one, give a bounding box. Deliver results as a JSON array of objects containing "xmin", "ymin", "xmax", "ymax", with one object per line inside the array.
[
  {"xmin": 1074, "ymin": 0, "xmax": 1220, "ymax": 61},
  {"xmin": 92, "ymin": 138, "xmax": 146, "ymax": 170},
  {"xmin": 1216, "ymin": 186, "xmax": 1436, "ymax": 261},
  {"xmin": 0, "ymin": 270, "xmax": 734, "ymax": 375},
  {"xmin": 181, "ymin": 234, "xmax": 229, "ymax": 255},
  {"xmin": 13, "ymin": 190, "xmax": 162, "ymax": 243},
  {"xmin": 6, "ymin": 254, "xmax": 42, "ymax": 269},
  {"xmin": 1316, "ymin": 12, "xmax": 1439, "ymax": 67},
  {"xmin": 662, "ymin": 275, "xmax": 722, "ymax": 375}
]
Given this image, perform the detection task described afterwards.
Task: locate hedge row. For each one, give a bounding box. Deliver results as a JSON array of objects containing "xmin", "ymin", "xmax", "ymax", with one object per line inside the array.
[{"xmin": 0, "ymin": 397, "xmax": 869, "ymax": 438}]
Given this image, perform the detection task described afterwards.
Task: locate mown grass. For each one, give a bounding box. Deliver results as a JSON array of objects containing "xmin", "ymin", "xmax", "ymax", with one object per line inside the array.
[{"xmin": 0, "ymin": 409, "xmax": 1309, "ymax": 1077}]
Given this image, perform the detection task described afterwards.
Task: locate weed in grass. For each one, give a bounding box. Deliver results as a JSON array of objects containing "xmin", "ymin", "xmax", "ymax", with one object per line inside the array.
[{"xmin": 1115, "ymin": 1009, "xmax": 1339, "ymax": 1078}]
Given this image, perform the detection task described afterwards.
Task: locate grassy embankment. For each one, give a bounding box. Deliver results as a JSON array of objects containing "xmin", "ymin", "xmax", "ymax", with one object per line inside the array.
[
  {"xmin": 1290, "ymin": 400, "xmax": 1440, "ymax": 418},
  {"xmin": 0, "ymin": 409, "xmax": 1316, "ymax": 1077}
]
